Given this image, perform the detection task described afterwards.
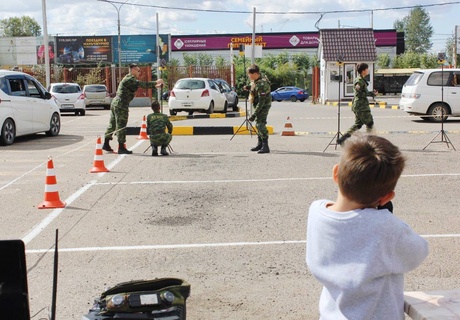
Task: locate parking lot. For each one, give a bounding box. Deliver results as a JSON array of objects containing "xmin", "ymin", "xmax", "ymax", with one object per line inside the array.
[{"xmin": 1, "ymin": 100, "xmax": 460, "ymax": 319}]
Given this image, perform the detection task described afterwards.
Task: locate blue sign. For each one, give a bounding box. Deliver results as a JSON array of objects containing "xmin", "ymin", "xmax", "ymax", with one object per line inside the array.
[{"xmin": 112, "ymin": 34, "xmax": 169, "ymax": 64}]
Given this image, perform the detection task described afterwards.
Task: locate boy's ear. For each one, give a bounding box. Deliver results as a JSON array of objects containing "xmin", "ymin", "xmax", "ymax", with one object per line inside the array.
[
  {"xmin": 332, "ymin": 164, "xmax": 339, "ymax": 184},
  {"xmin": 378, "ymin": 191, "xmax": 395, "ymax": 206}
]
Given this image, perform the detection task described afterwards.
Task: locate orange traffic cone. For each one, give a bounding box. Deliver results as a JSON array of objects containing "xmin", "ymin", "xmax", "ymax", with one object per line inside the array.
[
  {"xmin": 38, "ymin": 158, "xmax": 66, "ymax": 209},
  {"xmin": 137, "ymin": 115, "xmax": 149, "ymax": 140},
  {"xmin": 90, "ymin": 136, "xmax": 110, "ymax": 173},
  {"xmin": 281, "ymin": 117, "xmax": 295, "ymax": 136}
]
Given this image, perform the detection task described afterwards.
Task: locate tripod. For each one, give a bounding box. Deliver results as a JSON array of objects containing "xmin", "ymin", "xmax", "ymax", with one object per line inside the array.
[
  {"xmin": 324, "ymin": 61, "xmax": 344, "ymax": 152},
  {"xmin": 230, "ymin": 92, "xmax": 258, "ymax": 140},
  {"xmin": 423, "ymin": 61, "xmax": 456, "ymax": 150}
]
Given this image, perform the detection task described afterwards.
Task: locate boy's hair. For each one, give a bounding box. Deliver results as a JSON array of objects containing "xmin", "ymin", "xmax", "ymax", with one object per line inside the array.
[
  {"xmin": 338, "ymin": 134, "xmax": 405, "ymax": 206},
  {"xmin": 151, "ymin": 100, "xmax": 160, "ymax": 111},
  {"xmin": 356, "ymin": 63, "xmax": 369, "ymax": 75},
  {"xmin": 247, "ymin": 64, "xmax": 260, "ymax": 74},
  {"xmin": 129, "ymin": 63, "xmax": 139, "ymax": 69}
]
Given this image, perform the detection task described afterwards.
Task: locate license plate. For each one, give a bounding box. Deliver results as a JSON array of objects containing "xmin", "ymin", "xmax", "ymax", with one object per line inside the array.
[
  {"xmin": 139, "ymin": 293, "xmax": 159, "ymax": 305},
  {"xmin": 182, "ymin": 102, "xmax": 193, "ymax": 107},
  {"xmin": 61, "ymin": 104, "xmax": 74, "ymax": 108}
]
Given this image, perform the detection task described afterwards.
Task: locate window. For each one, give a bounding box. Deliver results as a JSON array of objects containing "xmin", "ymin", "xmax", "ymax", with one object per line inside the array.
[
  {"xmin": 9, "ymin": 79, "xmax": 26, "ymax": 96},
  {"xmin": 26, "ymin": 79, "xmax": 42, "ymax": 98},
  {"xmin": 427, "ymin": 71, "xmax": 450, "ymax": 86}
]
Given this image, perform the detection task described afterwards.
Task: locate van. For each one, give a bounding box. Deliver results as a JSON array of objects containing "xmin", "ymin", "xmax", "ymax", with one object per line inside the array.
[{"xmin": 399, "ymin": 68, "xmax": 460, "ymax": 122}]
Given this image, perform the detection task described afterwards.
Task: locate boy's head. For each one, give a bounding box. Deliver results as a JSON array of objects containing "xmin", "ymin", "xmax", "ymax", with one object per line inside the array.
[
  {"xmin": 336, "ymin": 134, "xmax": 405, "ymax": 207},
  {"xmin": 247, "ymin": 64, "xmax": 260, "ymax": 81},
  {"xmin": 356, "ymin": 63, "xmax": 369, "ymax": 76},
  {"xmin": 151, "ymin": 100, "xmax": 160, "ymax": 111}
]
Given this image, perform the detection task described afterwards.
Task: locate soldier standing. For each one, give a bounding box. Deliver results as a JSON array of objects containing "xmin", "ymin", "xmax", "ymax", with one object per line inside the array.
[
  {"xmin": 338, "ymin": 63, "xmax": 377, "ymax": 145},
  {"xmin": 146, "ymin": 101, "xmax": 173, "ymax": 156},
  {"xmin": 247, "ymin": 64, "xmax": 272, "ymax": 154},
  {"xmin": 103, "ymin": 63, "xmax": 164, "ymax": 154}
]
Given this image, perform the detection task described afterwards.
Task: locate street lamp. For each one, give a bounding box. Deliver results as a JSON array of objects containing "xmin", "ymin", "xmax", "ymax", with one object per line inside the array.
[{"xmin": 99, "ymin": 0, "xmax": 128, "ymax": 83}]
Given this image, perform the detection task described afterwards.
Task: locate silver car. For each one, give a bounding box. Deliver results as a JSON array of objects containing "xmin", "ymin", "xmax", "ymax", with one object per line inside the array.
[
  {"xmin": 83, "ymin": 84, "xmax": 112, "ymax": 110},
  {"xmin": 48, "ymin": 82, "xmax": 86, "ymax": 116},
  {"xmin": 214, "ymin": 78, "xmax": 239, "ymax": 112}
]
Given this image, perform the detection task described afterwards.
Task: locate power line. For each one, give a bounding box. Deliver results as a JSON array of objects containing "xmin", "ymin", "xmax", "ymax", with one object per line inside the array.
[{"xmin": 102, "ymin": 0, "xmax": 460, "ymax": 15}]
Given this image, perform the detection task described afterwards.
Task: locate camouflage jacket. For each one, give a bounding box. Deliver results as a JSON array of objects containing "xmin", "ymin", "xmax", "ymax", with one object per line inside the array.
[
  {"xmin": 250, "ymin": 74, "xmax": 271, "ymax": 116},
  {"xmin": 147, "ymin": 111, "xmax": 173, "ymax": 134},
  {"xmin": 113, "ymin": 74, "xmax": 159, "ymax": 108},
  {"xmin": 353, "ymin": 75, "xmax": 375, "ymax": 101}
]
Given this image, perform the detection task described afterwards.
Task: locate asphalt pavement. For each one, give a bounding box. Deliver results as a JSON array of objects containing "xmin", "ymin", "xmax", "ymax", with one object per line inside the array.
[{"xmin": 1, "ymin": 99, "xmax": 460, "ymax": 319}]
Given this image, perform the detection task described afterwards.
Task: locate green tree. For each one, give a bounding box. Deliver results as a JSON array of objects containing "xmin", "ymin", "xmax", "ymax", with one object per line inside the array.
[
  {"xmin": 0, "ymin": 16, "xmax": 41, "ymax": 37},
  {"xmin": 197, "ymin": 52, "xmax": 213, "ymax": 67},
  {"xmin": 215, "ymin": 56, "xmax": 228, "ymax": 69},
  {"xmin": 393, "ymin": 6, "xmax": 433, "ymax": 53},
  {"xmin": 182, "ymin": 53, "xmax": 198, "ymax": 67},
  {"xmin": 376, "ymin": 53, "xmax": 391, "ymax": 69},
  {"xmin": 445, "ymin": 34, "xmax": 459, "ymax": 66}
]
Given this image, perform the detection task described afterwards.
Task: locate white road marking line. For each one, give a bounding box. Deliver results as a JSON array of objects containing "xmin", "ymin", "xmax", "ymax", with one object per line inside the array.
[
  {"xmin": 94, "ymin": 172, "xmax": 460, "ymax": 186},
  {"xmin": 20, "ymin": 140, "xmax": 145, "ymax": 245},
  {"xmin": 25, "ymin": 234, "xmax": 460, "ymax": 254}
]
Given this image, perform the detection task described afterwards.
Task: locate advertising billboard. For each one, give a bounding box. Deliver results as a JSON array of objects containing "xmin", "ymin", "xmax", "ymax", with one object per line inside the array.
[
  {"xmin": 56, "ymin": 36, "xmax": 112, "ymax": 64},
  {"xmin": 171, "ymin": 30, "xmax": 398, "ymax": 51},
  {"xmin": 112, "ymin": 34, "xmax": 169, "ymax": 64}
]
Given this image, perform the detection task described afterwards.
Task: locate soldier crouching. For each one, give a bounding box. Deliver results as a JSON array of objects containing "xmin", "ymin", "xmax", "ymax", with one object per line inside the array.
[{"xmin": 146, "ymin": 101, "xmax": 173, "ymax": 156}]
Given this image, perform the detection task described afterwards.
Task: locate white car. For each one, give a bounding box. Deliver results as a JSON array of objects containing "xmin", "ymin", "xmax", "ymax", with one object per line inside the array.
[
  {"xmin": 48, "ymin": 82, "xmax": 86, "ymax": 116},
  {"xmin": 0, "ymin": 70, "xmax": 61, "ymax": 145},
  {"xmin": 400, "ymin": 68, "xmax": 460, "ymax": 122},
  {"xmin": 83, "ymin": 84, "xmax": 112, "ymax": 110},
  {"xmin": 168, "ymin": 78, "xmax": 228, "ymax": 115}
]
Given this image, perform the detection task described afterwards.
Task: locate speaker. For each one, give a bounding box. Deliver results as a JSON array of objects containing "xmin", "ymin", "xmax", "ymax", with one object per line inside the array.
[{"xmin": 0, "ymin": 240, "xmax": 30, "ymax": 320}]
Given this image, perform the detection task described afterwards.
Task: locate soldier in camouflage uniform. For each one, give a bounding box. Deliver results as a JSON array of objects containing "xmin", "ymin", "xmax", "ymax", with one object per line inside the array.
[
  {"xmin": 338, "ymin": 63, "xmax": 378, "ymax": 146},
  {"xmin": 147, "ymin": 100, "xmax": 173, "ymax": 156},
  {"xmin": 103, "ymin": 63, "xmax": 164, "ymax": 154},
  {"xmin": 246, "ymin": 64, "xmax": 272, "ymax": 154}
]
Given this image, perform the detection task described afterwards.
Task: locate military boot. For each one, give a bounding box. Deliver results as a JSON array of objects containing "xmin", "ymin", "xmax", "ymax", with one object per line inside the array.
[
  {"xmin": 258, "ymin": 139, "xmax": 270, "ymax": 154},
  {"xmin": 250, "ymin": 137, "xmax": 263, "ymax": 151},
  {"xmin": 102, "ymin": 138, "xmax": 113, "ymax": 152},
  {"xmin": 151, "ymin": 145, "xmax": 158, "ymax": 156},
  {"xmin": 118, "ymin": 143, "xmax": 132, "ymax": 154},
  {"xmin": 337, "ymin": 133, "xmax": 351, "ymax": 146},
  {"xmin": 160, "ymin": 146, "xmax": 169, "ymax": 156}
]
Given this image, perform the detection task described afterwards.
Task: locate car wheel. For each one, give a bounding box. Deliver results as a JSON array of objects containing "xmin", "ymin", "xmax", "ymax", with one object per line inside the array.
[
  {"xmin": 169, "ymin": 109, "xmax": 177, "ymax": 116},
  {"xmin": 1, "ymin": 118, "xmax": 16, "ymax": 145},
  {"xmin": 104, "ymin": 105, "xmax": 110, "ymax": 110},
  {"xmin": 46, "ymin": 112, "xmax": 61, "ymax": 137},
  {"xmin": 290, "ymin": 96, "xmax": 297, "ymax": 102},
  {"xmin": 207, "ymin": 101, "xmax": 214, "ymax": 114},
  {"xmin": 222, "ymin": 101, "xmax": 228, "ymax": 113},
  {"xmin": 300, "ymin": 99, "xmax": 306, "ymax": 102},
  {"xmin": 277, "ymin": 100, "xmax": 282, "ymax": 102},
  {"xmin": 232, "ymin": 97, "xmax": 239, "ymax": 111},
  {"xmin": 428, "ymin": 103, "xmax": 449, "ymax": 122},
  {"xmin": 188, "ymin": 111, "xmax": 194, "ymax": 116},
  {"xmin": 80, "ymin": 110, "xmax": 86, "ymax": 116}
]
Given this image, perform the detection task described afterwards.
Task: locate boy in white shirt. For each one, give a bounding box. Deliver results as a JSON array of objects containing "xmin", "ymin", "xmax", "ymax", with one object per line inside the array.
[{"xmin": 306, "ymin": 134, "xmax": 428, "ymax": 320}]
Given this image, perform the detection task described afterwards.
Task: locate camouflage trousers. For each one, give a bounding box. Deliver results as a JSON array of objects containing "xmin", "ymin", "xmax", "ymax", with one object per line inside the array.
[
  {"xmin": 105, "ymin": 104, "xmax": 129, "ymax": 144},
  {"xmin": 255, "ymin": 106, "xmax": 271, "ymax": 140},
  {"xmin": 149, "ymin": 133, "xmax": 172, "ymax": 147},
  {"xmin": 345, "ymin": 102, "xmax": 374, "ymax": 135}
]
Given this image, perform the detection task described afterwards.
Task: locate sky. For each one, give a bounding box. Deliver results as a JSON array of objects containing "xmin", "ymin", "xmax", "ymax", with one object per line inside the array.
[{"xmin": 1, "ymin": 0, "xmax": 459, "ymax": 53}]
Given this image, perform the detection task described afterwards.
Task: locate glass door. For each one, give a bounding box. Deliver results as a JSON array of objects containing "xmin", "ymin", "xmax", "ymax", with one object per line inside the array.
[{"xmin": 344, "ymin": 64, "xmax": 356, "ymax": 97}]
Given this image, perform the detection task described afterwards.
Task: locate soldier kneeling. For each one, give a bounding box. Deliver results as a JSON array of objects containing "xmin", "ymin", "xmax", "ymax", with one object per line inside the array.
[{"xmin": 147, "ymin": 101, "xmax": 173, "ymax": 156}]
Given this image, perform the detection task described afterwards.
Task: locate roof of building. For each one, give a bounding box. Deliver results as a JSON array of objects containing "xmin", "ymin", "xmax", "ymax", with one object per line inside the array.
[{"xmin": 320, "ymin": 28, "xmax": 377, "ymax": 62}]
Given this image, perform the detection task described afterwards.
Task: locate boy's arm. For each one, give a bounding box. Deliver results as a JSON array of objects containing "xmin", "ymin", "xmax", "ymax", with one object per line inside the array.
[{"xmin": 392, "ymin": 224, "xmax": 429, "ymax": 273}]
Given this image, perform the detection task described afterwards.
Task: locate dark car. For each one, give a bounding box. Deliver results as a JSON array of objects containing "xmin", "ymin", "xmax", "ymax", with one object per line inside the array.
[
  {"xmin": 213, "ymin": 78, "xmax": 239, "ymax": 111},
  {"xmin": 270, "ymin": 86, "xmax": 309, "ymax": 102},
  {"xmin": 161, "ymin": 90, "xmax": 169, "ymax": 101}
]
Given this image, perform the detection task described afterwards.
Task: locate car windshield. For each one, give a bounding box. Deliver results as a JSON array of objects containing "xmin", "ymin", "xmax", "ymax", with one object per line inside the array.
[
  {"xmin": 176, "ymin": 80, "xmax": 205, "ymax": 90},
  {"xmin": 52, "ymin": 85, "xmax": 80, "ymax": 94},
  {"xmin": 85, "ymin": 85, "xmax": 106, "ymax": 92}
]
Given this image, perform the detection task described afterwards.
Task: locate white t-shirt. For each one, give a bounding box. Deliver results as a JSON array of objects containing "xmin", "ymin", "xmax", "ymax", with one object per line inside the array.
[{"xmin": 306, "ymin": 199, "xmax": 428, "ymax": 320}]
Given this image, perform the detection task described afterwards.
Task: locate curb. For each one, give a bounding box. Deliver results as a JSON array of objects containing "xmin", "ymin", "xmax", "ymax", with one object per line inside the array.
[
  {"xmin": 324, "ymin": 101, "xmax": 400, "ymax": 109},
  {"xmin": 169, "ymin": 110, "xmax": 245, "ymax": 121},
  {"xmin": 126, "ymin": 125, "xmax": 274, "ymax": 136},
  {"xmin": 295, "ymin": 130, "xmax": 460, "ymax": 135}
]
